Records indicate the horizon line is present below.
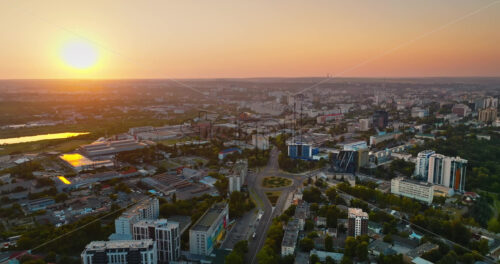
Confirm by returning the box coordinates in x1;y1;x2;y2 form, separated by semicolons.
1;75;500;81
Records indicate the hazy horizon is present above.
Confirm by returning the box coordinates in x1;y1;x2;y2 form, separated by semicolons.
1;0;499;79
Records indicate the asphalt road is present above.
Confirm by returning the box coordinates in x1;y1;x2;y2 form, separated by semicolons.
246;147;313;264
244;156;385;263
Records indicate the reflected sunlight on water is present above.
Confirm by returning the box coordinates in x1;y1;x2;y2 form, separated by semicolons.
0;132;89;145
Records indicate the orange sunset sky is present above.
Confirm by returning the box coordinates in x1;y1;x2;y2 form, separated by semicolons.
0;0;499;79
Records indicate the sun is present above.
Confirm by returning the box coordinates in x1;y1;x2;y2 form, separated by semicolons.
61;40;98;69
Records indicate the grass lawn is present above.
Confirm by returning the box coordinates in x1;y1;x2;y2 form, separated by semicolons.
159;160;181;170
249;188;265;208
262;176;292;188
266;191;281;206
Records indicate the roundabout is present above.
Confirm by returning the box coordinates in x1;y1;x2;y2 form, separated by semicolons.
261;176;293;188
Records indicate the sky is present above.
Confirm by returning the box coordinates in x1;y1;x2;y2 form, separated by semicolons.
0;0;499;79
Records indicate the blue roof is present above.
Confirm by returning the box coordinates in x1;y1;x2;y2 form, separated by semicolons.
220;148;241;154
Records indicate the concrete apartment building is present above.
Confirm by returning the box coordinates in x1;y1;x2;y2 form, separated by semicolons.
110;198;160;240
348;208;368;237
478;107;497;123
359;118;370;131
81;240;157;264
391;177;434;205
414;150;435;179
133;219;180;263
369;132;402;146
189;203;228;256
228;159;248;193
428;154;467;192
281;219;300;257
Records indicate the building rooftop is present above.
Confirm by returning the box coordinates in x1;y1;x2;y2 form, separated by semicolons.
348;208;368;218
393;177;433;187
191;202;227;232
281;230;299;247
84;239;154;251
134;218;179;229
120;198;158;219
406;242;438;259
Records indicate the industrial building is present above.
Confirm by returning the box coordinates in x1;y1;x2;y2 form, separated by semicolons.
369;132;402;146
59;153;114;172
189;203;228;256
80;139;147;158
218;148;242;160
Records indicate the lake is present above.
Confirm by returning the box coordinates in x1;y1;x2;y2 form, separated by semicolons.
0;132;90;145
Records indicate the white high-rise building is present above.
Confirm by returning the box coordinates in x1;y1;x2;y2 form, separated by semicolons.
484;96;498;109
359;118;370;131
252;134;270;150
428;154;467;192
414;150;435;179
228;159;248;193
133;219;180;264
111;198;160;240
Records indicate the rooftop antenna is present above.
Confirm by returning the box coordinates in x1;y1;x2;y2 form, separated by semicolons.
300;99;303;143
293;99;296;141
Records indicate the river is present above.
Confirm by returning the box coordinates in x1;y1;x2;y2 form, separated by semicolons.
0;132;90;145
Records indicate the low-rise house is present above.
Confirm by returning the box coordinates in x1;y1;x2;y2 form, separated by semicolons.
369;239;396;256
315;216;327;227
326;228;337;238
404;242;439;262
281;229;299;257
294;201;310;231
313;237;325;250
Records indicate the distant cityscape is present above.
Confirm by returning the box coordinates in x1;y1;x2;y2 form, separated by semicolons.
0;78;499;264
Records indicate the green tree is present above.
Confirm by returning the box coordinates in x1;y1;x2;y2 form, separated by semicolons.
356;241;368;261
310;254;320;264
325;235;333;252
55;193;68;203
326;186;337;202
340;256;353;264
214;177;229;197
344;237;357;257
233;240;248;254
225;251;244;264
299;237;314;251
257;245;278;264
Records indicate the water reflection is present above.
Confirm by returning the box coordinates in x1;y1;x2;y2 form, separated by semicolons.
0;132;89;145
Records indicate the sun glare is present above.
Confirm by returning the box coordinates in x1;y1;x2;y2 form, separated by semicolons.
61;40;98;69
